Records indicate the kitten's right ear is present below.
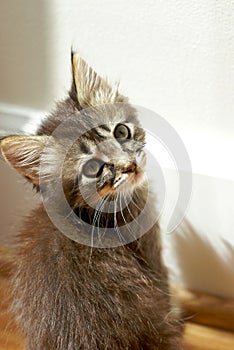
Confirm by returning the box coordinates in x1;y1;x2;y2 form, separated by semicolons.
70;51;127;108
0;135;51;186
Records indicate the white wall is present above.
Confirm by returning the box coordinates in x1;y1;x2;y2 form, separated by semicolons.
1;0;233;176
1;1;233;137
0;0;233;297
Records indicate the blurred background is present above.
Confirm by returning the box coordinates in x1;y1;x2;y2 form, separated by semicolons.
0;0;233;298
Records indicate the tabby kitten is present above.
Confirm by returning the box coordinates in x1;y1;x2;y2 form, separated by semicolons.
0;53;183;349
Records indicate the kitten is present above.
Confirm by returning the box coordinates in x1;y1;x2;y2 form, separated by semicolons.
0;52;183;349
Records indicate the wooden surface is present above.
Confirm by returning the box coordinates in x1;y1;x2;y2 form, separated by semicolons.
184;323;234;350
174;286;234;332
0;279;24;350
1;301;234;350
0;246;234;349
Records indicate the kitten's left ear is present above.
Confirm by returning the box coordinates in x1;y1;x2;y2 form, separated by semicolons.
0;135;50;186
71;51;127;108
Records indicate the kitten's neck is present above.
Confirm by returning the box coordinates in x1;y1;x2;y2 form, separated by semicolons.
74;186;147;228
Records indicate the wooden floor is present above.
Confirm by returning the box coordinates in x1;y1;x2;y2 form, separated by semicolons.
1;281;233;349
0;247;234;349
1;320;234;350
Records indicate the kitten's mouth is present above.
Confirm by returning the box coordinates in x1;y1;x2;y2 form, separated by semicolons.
112;173;129;189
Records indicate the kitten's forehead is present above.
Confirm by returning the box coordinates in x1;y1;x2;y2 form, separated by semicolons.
80;102;139;127
95;139;123;161
77;123;134;160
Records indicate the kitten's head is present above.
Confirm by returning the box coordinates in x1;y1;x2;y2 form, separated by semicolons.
0;53;146;212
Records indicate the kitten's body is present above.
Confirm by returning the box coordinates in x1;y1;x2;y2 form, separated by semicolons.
13;207;182;349
1;53;183;349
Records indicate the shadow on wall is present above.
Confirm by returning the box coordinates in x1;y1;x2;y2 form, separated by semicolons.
172;220;234;299
0;1;53;109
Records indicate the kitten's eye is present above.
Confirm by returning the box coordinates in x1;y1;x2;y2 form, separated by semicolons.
83;159;103;178
114;124;130;141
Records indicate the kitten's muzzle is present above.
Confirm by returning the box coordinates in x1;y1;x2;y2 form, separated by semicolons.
105;161;137;176
97;160;138;189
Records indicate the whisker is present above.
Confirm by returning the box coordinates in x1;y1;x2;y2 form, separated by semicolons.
122;193;145;233
114;194;127;245
100;194;112;240
96;195;109;245
119;194;137;242
122;193;136;222
129;193;144;213
88;196;106;264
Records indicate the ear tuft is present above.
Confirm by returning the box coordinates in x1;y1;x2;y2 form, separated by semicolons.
0;135;50;185
71;52;127;108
